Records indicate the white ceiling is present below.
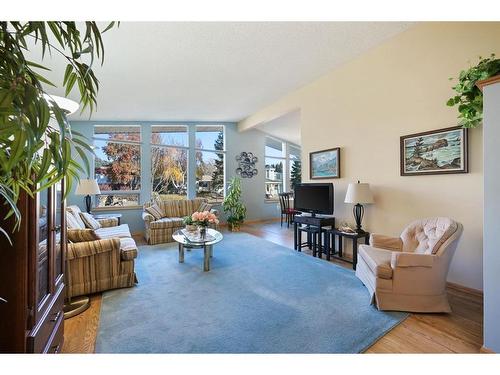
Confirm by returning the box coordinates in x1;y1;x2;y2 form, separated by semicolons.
256;110;301;145
28;22;413;122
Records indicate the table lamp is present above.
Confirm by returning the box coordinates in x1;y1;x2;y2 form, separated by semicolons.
344;181;374;233
75;179;101;213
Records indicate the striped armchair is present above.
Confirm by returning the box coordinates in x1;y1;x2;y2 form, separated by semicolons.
66;205;138;298
142;198;218;245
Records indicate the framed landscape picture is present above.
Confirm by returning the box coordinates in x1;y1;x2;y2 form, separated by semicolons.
310;147;340;179
400;126;468;176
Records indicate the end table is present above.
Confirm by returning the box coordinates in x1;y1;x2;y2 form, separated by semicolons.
325;229;370;270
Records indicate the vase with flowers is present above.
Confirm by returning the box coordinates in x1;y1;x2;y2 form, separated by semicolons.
191;211;219;239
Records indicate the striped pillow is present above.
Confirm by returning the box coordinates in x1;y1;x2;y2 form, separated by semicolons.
79;212;102;230
66;212;84;229
198;202;213;213
68;229;99;242
145;204;164;220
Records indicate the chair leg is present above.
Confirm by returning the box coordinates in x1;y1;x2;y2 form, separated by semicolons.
280;213;283;227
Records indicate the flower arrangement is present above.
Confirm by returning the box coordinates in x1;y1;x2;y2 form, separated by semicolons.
191;211;219;227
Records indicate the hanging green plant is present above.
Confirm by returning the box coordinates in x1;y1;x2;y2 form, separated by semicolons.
0;22;117;243
447;54;500;128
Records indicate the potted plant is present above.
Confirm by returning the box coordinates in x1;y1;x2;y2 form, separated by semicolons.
447;54;500;128
222;177;246;231
183;215;197;232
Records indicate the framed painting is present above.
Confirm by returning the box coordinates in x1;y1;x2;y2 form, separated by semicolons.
309;147;340;179
400;126;468;176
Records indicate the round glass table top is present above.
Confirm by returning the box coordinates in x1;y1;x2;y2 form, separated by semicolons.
172;228;223;246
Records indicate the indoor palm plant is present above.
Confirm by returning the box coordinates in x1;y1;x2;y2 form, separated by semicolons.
447;54;500;128
0;21;117;242
222;177;246;231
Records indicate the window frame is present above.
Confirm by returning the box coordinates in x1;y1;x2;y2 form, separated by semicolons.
194;125;226;203
264;136;301;202
150;125;190;201
92;125;143;209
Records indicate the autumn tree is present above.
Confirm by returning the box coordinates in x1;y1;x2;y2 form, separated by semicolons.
101;133;141;191
150;133;187;196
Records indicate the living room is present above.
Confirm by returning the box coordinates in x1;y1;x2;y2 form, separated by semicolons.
1;1;500;373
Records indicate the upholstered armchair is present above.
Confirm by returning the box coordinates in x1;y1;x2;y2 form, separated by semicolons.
355;217;463;313
65;205;138;298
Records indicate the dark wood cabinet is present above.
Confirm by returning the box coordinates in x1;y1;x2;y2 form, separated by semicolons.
0;181;66;353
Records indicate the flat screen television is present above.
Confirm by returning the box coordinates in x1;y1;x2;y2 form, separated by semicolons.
294;183;334;216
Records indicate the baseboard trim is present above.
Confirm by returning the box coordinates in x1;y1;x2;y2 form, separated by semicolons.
446;282;483;298
480;345;495;354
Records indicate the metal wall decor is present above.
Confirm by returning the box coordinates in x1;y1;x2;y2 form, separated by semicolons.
235;152;258;178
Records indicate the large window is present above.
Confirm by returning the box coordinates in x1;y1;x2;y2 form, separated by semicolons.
265;137;285;200
93;126;141;207
195;125;224;203
265;137;301;200
151;126;188;201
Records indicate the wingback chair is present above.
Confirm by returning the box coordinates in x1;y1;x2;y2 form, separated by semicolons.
355;217;463;313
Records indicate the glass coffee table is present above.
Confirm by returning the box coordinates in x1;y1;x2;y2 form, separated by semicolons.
172;228;223;272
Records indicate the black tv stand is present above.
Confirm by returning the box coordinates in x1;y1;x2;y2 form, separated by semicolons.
293;214;335;259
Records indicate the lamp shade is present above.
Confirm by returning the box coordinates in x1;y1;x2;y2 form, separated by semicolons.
75;179;101;195
344;182;374;204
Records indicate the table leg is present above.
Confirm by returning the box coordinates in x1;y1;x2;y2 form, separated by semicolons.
339;236;343;258
365;235;369;245
307;228;312;250
312;232;317;257
353;238;358;270
294;222;298;251
209;244;213;258
326;232;331;261
178;243;184;263
203;245;211;272
318;230;322;259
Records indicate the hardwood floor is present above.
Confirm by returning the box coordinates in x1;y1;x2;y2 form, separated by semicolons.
62;221;484;354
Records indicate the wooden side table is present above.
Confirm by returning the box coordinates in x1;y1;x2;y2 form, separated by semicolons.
325;229;370;269
92;213;122;225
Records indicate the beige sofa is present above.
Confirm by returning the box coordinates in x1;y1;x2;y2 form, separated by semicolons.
142;198;217;245
65;205;138;298
355;217;463;313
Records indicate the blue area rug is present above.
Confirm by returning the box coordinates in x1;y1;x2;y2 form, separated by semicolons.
95;232;407;353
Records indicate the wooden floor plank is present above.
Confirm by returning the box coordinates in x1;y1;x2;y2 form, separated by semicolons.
61;221;483;354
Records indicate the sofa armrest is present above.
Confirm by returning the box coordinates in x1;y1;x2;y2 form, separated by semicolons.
97;217;119;228
142;211;155;223
67;238;120;260
370;234;403;251
391;252;434;269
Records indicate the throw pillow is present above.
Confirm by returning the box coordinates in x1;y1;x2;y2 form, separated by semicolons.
66;212;84;229
198;202;213;213
79;212;102;230
145;204;164;220
67;228;99;242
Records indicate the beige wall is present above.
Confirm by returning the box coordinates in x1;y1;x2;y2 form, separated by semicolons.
239;22;500;290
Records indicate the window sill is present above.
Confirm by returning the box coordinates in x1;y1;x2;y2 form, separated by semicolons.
264;199;280;204
93;205;143;212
